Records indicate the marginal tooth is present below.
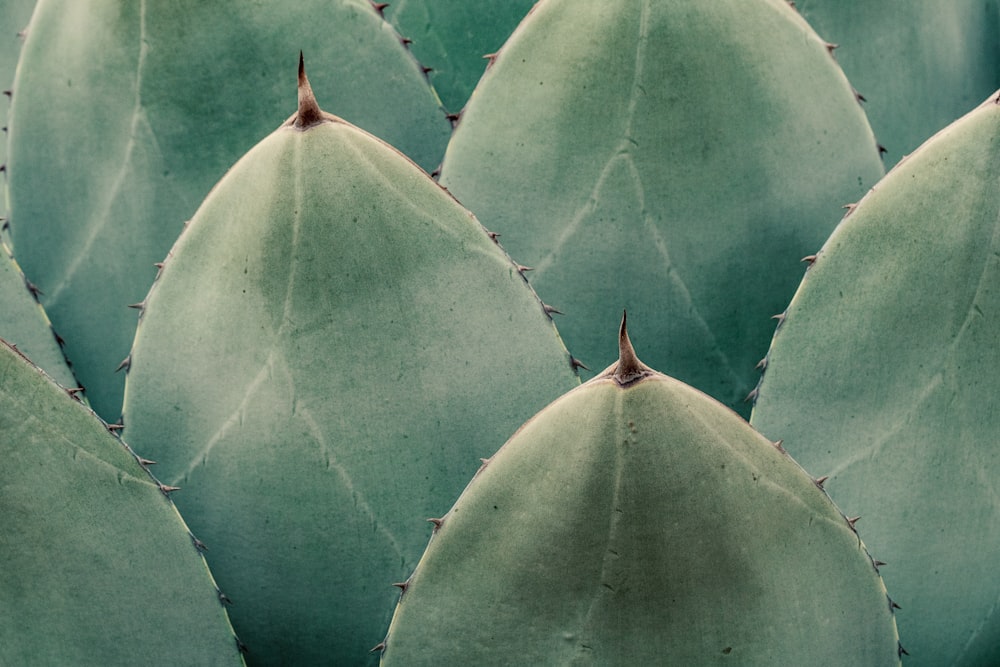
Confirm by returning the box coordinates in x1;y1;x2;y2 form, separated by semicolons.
542;303;563;316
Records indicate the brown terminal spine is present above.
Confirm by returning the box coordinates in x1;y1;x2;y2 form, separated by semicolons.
294;52;325;130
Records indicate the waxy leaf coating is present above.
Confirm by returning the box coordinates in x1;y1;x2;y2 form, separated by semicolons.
0;340;243;666
8;0;450;419
752;92;1000;666
122;67;578;665
439;0;884;417
794;0;1000;167
381;320;900;665
0;242;75;388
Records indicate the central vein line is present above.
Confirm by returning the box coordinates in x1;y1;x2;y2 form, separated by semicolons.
279;136;305;335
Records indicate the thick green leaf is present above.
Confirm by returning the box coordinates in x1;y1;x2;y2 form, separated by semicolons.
0;0;33;105
121;70;579;665
0;241;74;388
0;339;243;666
794;0;1000;168
0;0;35;248
0;0;33;137
751;93;1000;666
385;0;536;114
439;0;884;418
7;0;450;420
381;322;900;665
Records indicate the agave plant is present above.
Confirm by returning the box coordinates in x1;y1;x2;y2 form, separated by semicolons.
1;0;998;664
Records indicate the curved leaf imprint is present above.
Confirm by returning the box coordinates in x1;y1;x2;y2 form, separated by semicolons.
440;0;884;416
530;0;733;366
47;0;150;308
750;94;1000;667
9;0;452;420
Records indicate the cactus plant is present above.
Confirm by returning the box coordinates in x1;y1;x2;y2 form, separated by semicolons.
379;316;901;665
0;240;74;388
792;0;1000;168
437;0;884;418
120;59;579;664
384;0;536;115
750;92;1000;666
0;338;243;666
6;0;451;420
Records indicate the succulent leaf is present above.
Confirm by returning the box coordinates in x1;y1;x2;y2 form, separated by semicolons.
793;0;1000;167
121;64;579;665
384;0;536;114
750;92;1000;666
0;0;35;248
437;0;885;418
0;339;243;666
380;317;900;665
0;240;74;388
7;0;451;420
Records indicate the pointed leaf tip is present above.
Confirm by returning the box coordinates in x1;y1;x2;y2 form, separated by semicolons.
294;53;325;130
613;311;652;386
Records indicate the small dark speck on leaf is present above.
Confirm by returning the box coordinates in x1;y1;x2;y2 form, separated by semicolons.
722;647;733;655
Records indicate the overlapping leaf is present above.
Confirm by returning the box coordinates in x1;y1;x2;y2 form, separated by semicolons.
0;241;74;388
0;0;36;247
0;339;243;666
794;0;1000;167
439;0;884;417
385;0;536;114
7;0;451;419
382;321;900;665
121;69;578;665
751;93;1000;666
